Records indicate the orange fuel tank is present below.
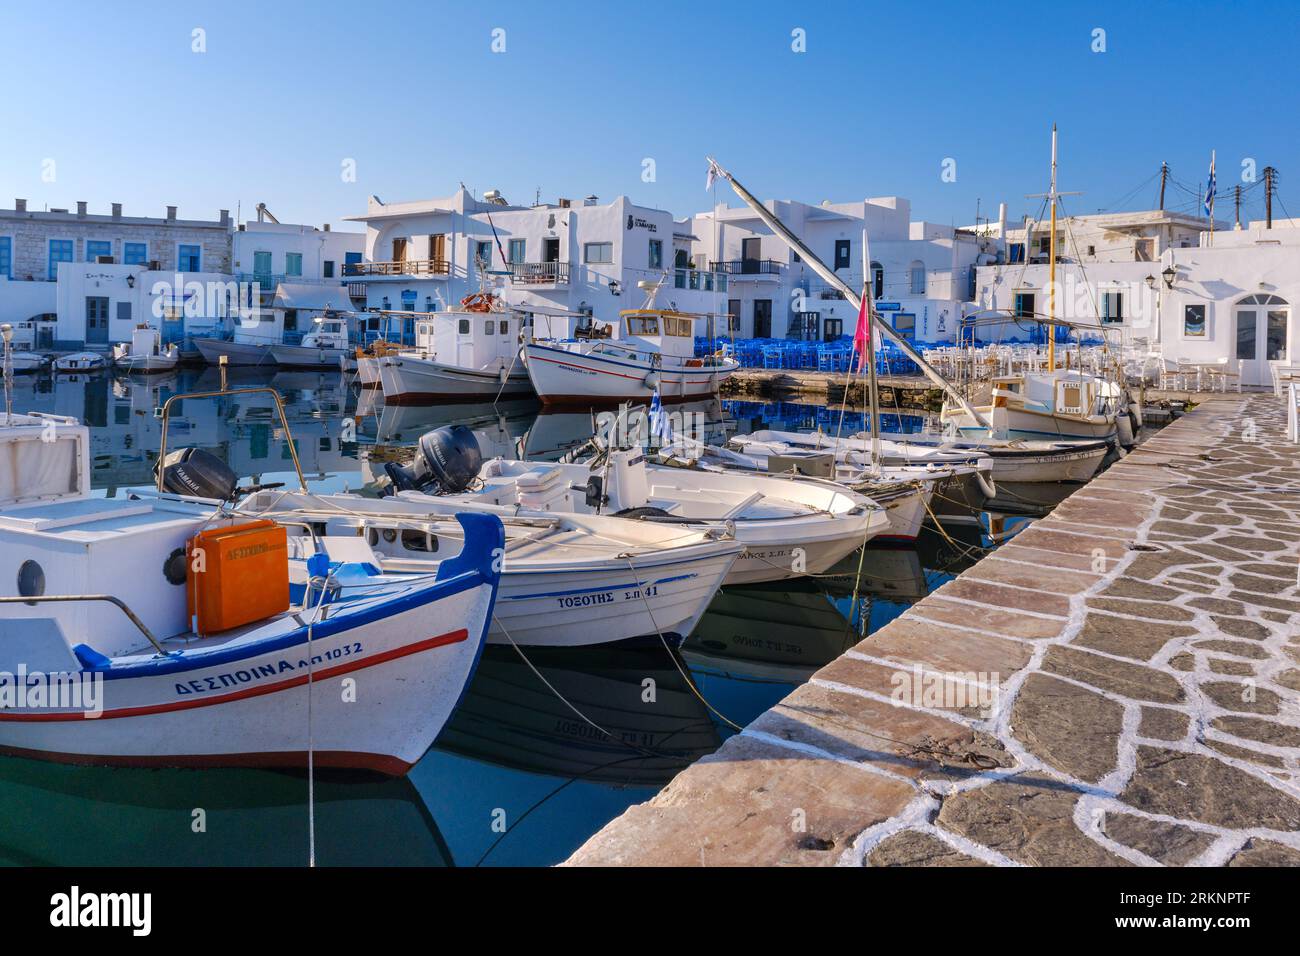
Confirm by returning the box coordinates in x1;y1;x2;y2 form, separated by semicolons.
186;519;290;635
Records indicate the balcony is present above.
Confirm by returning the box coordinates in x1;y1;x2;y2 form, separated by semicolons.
343;258;450;278
674;268;727;293
711;259;784;277
507;261;570;285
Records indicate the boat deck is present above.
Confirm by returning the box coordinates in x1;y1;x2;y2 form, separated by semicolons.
564;393;1300;866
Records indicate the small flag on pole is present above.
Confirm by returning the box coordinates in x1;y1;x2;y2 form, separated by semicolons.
853;286;872;373
1203;151;1216;219
485;210;508;264
705;159;720;192
649;386;671;448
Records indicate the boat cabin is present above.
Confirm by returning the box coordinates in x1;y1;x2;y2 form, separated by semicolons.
410;309;521;369
618;309;698;358
300;313;350;350
992;370;1117;417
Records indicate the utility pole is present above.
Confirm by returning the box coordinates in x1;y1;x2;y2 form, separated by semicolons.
1158;161;1168;211
1263;167;1276;228
1234;185;1242;229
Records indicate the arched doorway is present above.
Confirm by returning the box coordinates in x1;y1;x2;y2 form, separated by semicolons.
1233;294;1289;387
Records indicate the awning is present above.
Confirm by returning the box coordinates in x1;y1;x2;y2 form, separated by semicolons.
273;283;354;311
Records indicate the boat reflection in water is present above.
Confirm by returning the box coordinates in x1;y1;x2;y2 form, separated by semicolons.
0;757;451;866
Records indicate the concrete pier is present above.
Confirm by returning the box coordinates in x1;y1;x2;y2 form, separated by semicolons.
565;394;1300;866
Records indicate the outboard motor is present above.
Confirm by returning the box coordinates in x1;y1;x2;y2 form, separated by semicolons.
385;425;483;494
156;447;240;501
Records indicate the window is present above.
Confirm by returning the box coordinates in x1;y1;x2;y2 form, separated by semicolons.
48;239;73;279
584;242;612;264
1100;291;1124;324
499;319;509;335
323;260;335;278
834;240;851;270
1267;310;1288;361
344;251;362;275
458;319;470;334
664;315;692;337
1184;304;1207;338
909;261;926;295
717;272;726;293
1008;243;1025;264
1013;292;1036;318
1236;311;1257;359
286;252;303;277
625;314;660;336
252;251;272;276
392;238;407;263
648;239;662;270
0;237;10;278
484;320;493;336
508;239;526;264
870;262;883;300
893;313;916;335
475;241;492;267
123;242;147;265
86;240;112;262
178;244;201;272
284;310;299;332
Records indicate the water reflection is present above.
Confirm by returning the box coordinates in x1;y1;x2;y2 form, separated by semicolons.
1;368;1062;866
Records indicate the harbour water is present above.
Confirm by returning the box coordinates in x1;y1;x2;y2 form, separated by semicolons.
1;368;1049;867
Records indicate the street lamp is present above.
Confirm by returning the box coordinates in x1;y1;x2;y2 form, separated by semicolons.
1162;265;1177;289
1144;275;1157;291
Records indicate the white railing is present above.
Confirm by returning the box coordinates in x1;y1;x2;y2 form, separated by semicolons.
1287;382;1299;443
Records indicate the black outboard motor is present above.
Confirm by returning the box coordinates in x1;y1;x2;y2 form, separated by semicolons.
384;425;483;495
156;447;240;501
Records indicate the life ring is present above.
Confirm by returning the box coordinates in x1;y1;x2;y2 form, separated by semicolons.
459;292;496;313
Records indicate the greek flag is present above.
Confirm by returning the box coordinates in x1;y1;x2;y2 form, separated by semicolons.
1203;151;1216;218
648;387;671;447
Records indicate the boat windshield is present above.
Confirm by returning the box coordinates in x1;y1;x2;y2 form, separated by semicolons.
625;314;659;336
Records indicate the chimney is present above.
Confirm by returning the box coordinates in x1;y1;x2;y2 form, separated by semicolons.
166;205;177;220
77;201;87;217
219;209;229;226
112;202;122;218
14;199;26;213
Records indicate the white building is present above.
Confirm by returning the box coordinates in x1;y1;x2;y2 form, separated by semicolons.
682;196;1000;342
232;219;364;292
974;213;1298;387
343;189;728;343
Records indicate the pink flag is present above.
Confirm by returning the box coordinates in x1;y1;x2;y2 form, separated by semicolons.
853;287;871;372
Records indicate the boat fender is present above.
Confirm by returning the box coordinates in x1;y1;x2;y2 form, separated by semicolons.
643;371;659;389
975;470;997;500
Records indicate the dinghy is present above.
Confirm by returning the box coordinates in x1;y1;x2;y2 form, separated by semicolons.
53;352;108;373
4;350;49;373
375;425;888;585
0;408;505;775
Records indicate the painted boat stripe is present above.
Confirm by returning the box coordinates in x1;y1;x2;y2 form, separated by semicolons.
0;628;468;723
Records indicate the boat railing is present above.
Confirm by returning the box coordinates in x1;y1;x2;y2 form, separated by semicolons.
0;594;169;656
156;387;308;494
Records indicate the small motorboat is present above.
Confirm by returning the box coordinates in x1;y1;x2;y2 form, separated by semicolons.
4;350;49;373
53;352;108;374
374;425;888;585
270;312;356;370
241;486;744;648
112;325;179;374
0;400;505;775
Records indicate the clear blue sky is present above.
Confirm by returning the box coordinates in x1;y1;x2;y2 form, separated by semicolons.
3;1;1297;231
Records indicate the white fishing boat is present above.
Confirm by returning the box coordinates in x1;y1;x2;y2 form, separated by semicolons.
871;429;1111;484
193;337;278;367
0;405;504;775
521;279;738;405
374;425;887;585
52;352;108;373
112;325;180;374
241;487;743;649
940;367;1123;442
377;297;533;404
4;351;49;373
269;313;356;369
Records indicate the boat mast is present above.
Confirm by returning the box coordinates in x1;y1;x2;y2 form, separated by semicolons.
705;157;990;428
1048;124;1058;371
862;229;881;475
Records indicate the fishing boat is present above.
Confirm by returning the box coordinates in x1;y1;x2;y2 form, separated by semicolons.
870;430;1111;484
374;424;887;585
521;279;738;405
240;486;743;649
52;352;108;374
112;325;179;374
269;312;356;369
0;403;505;775
377;295;533;403
3;351;49;373
356;340;401;389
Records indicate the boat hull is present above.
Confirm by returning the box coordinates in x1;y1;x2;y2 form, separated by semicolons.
0;574;494;775
193;338;279;367
269;344;357;370
378;354;533;404
942;402;1118;442
522;342;737;406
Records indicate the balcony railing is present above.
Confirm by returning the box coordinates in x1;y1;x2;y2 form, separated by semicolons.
711;259;784;276
508;261;570;285
674;268;728;292
343;258;450;277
